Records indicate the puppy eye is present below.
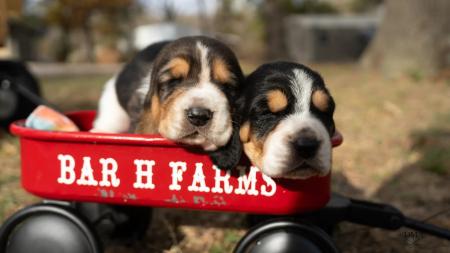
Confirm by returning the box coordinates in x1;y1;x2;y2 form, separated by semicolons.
160;77;182;99
166;77;182;87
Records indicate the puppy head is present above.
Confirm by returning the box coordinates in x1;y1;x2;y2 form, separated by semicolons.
240;62;336;179
137;36;244;153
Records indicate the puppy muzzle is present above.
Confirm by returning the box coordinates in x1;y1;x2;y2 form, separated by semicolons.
160;84;233;151
261;114;332;179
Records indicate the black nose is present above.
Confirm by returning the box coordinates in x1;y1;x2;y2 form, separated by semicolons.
293;137;320;159
186;107;213;126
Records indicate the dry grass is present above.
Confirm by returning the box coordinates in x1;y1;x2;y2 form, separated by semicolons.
319;64;450;252
1;65;449;253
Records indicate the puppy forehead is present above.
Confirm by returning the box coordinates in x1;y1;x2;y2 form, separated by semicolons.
289;68;314;113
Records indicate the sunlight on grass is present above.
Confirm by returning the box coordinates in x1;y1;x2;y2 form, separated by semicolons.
40;74;110;111
210;230;243;253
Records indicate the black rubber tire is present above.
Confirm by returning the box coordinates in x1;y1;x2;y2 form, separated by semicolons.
0;203;102;253
0;60;40;128
234;219;339;253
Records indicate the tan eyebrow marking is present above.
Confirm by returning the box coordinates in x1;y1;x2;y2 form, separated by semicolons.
212;58;234;83
312;90;330;112
267;89;288;113
161;57;190;80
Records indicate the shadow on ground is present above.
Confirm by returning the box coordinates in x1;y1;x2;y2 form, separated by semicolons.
335;122;450;253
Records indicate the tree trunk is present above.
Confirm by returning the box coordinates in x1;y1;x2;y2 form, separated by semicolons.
0;0;7;46
261;0;287;60
81;15;95;62
362;0;450;77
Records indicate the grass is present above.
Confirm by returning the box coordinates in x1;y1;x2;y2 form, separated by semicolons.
411;118;450;175
40;74;110;111
0;134;36;220
419;147;450;174
1;66;450;252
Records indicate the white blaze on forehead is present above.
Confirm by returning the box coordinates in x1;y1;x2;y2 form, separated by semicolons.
196;41;211;84
291;69;313;113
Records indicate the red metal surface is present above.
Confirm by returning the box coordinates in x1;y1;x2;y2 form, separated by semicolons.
10;111;342;215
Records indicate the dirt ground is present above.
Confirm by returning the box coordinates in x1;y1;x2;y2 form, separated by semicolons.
0;64;449;252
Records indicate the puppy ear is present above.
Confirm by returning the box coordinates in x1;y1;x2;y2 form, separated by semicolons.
133;94;160;134
208;123;243;170
239;121;251;143
150;94;161;123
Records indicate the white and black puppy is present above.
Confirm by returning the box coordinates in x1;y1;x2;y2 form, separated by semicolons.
239;62;336;179
93;36;244;169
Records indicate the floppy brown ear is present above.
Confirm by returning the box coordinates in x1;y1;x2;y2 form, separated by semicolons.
239;121;251;143
134;95;160;134
150;94;161;123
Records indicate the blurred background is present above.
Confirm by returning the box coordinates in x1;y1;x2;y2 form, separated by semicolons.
1;0;449;252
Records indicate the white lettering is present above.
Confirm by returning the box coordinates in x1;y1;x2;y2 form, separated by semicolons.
133;159;155;189
57;154;76;185
188;163;210;192
234;166;259;196
169;161;187;191
211;166;233;194
99;158;120;187
260;170;277;196
76;157;98;186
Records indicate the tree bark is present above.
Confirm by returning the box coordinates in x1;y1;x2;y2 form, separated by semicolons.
261;0;287;60
362;0;450;77
81;15;95;62
0;0;7;46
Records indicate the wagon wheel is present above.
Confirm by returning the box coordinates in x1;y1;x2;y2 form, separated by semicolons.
234;219;339;253
0;60;41;129
0;203;102;253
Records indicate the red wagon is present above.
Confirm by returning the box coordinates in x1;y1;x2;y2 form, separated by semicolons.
10;110;341;215
0;110;342;253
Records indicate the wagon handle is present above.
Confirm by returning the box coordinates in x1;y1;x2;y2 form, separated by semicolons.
13;80;60;111
320;194;450;241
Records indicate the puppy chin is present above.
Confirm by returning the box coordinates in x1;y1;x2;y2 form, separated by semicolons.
260;159;330;179
180;130;231;151
179;135;219;151
160;124;232;152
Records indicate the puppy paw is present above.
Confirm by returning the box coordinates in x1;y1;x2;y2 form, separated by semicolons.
208;129;242;170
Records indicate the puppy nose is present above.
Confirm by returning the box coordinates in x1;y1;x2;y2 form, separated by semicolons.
293;137;320;159
186;107;213;126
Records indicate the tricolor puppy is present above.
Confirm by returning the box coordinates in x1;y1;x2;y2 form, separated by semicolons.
239;62;336;179
93;36;244;169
